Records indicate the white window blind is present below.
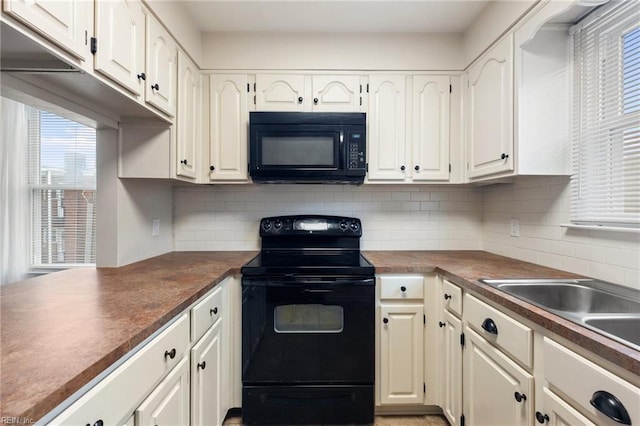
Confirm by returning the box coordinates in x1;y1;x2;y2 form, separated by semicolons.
571;0;640;228
26;108;97;267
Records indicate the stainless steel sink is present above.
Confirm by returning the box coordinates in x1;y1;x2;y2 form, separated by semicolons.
480;279;640;351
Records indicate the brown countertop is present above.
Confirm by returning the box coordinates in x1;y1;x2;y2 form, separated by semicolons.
1;250;638;422
0;251;257;422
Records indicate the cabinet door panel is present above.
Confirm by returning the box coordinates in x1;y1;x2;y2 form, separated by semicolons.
191;320;222;426
136;357;190;426
467;34;514;179
412;75;450;181
209;74;249;181
4;0;90;60
543;387;596;426
367;75;406;181
380;304;423;404
146;16;176;116
441;310;462;426
311;75;361;112
176;51;200;179
95;0;145;96
255;74;305;111
463;327;532;426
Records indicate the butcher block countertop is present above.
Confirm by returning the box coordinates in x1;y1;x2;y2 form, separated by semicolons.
1;250;638;422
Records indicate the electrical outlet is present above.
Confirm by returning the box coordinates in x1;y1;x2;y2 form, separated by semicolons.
510;218;520;237
152;219;160;237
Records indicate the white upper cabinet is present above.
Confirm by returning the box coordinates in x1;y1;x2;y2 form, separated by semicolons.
411;75;450;181
255;74;363;112
145;14;177;117
3;0;92;61
310;75;362;112
176;50;200;180
367;75;407;181
466;33;514;180
255;74;306;111
208;74;249;182
94;0;146;97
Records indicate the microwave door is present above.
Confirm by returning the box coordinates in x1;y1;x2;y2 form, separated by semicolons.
257;130;340;171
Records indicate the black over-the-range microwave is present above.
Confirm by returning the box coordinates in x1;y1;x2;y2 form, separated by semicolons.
248;112;367;184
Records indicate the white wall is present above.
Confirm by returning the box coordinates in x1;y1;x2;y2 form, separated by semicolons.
200;32;463;70
482;176;640;290
97;129;173;267
173;185;482;251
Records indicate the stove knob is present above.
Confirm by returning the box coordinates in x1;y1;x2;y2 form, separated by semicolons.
350;221;360;231
274;220;283;230
339;221;349;231
262;221;272;231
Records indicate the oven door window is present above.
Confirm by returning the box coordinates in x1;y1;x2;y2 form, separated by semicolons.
257;131;340;169
274;304;343;333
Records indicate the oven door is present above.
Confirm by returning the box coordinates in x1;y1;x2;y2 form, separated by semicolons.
242;277;374;385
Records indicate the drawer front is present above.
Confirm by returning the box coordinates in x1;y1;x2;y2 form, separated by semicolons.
464;294;532;368
442;279;462;317
380;275;424;300
50;313;190;425
544;338;640;426
191;285;224;342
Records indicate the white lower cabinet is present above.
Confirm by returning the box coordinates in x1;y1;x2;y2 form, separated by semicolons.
539;387;596;426
463;327;533;426
191;318;223;426
136;357;190;426
440;310;462;426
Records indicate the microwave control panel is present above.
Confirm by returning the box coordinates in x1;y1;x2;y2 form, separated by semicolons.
347;130;366;170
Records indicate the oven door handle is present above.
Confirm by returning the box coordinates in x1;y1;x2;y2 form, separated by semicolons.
303;289;335;293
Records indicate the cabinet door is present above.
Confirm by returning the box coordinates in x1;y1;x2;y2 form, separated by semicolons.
145;15;177;116
541;387;596;426
255;74;306;111
412;75;450;181
463;327;533;426
136;357;190;426
467;34;514;179
94;0;146;96
191;319;223;426
176;51;200;180
441;310;462;426
3;0;91;60
367;75;407;181
209;74;249;181
311;75;362;112
380;304;424;405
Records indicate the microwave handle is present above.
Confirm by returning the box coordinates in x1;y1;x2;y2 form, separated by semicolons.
339;130;345;169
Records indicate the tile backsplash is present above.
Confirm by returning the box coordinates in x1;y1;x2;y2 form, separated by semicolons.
173;184;483;251
482;176;640;290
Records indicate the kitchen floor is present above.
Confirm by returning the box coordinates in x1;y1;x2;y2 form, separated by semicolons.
223;415;450;425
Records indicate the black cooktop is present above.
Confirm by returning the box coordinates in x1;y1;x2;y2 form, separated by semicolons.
241;250;374;277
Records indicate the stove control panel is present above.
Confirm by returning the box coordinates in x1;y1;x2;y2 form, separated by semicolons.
260;215;362;236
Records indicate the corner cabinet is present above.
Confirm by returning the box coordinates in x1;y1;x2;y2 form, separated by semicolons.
3;0;92;61
94;0;146;97
466;33;514;180
208;74;249;182
176;50;200;180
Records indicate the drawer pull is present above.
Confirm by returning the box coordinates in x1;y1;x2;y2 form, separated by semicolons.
444;294;452;300
197;361;207;370
164;348;176;360
590;390;632;425
86;421;103;426
481;318;498;335
383;318;389;324
535;412;549;424
514;392;527;403
400;286;407;292
210;307;218;315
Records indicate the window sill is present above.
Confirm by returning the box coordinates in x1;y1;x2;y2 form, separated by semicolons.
560;223;640;234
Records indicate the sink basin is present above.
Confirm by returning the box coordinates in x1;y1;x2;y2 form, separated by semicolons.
583;316;640;347
480;279;640;351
